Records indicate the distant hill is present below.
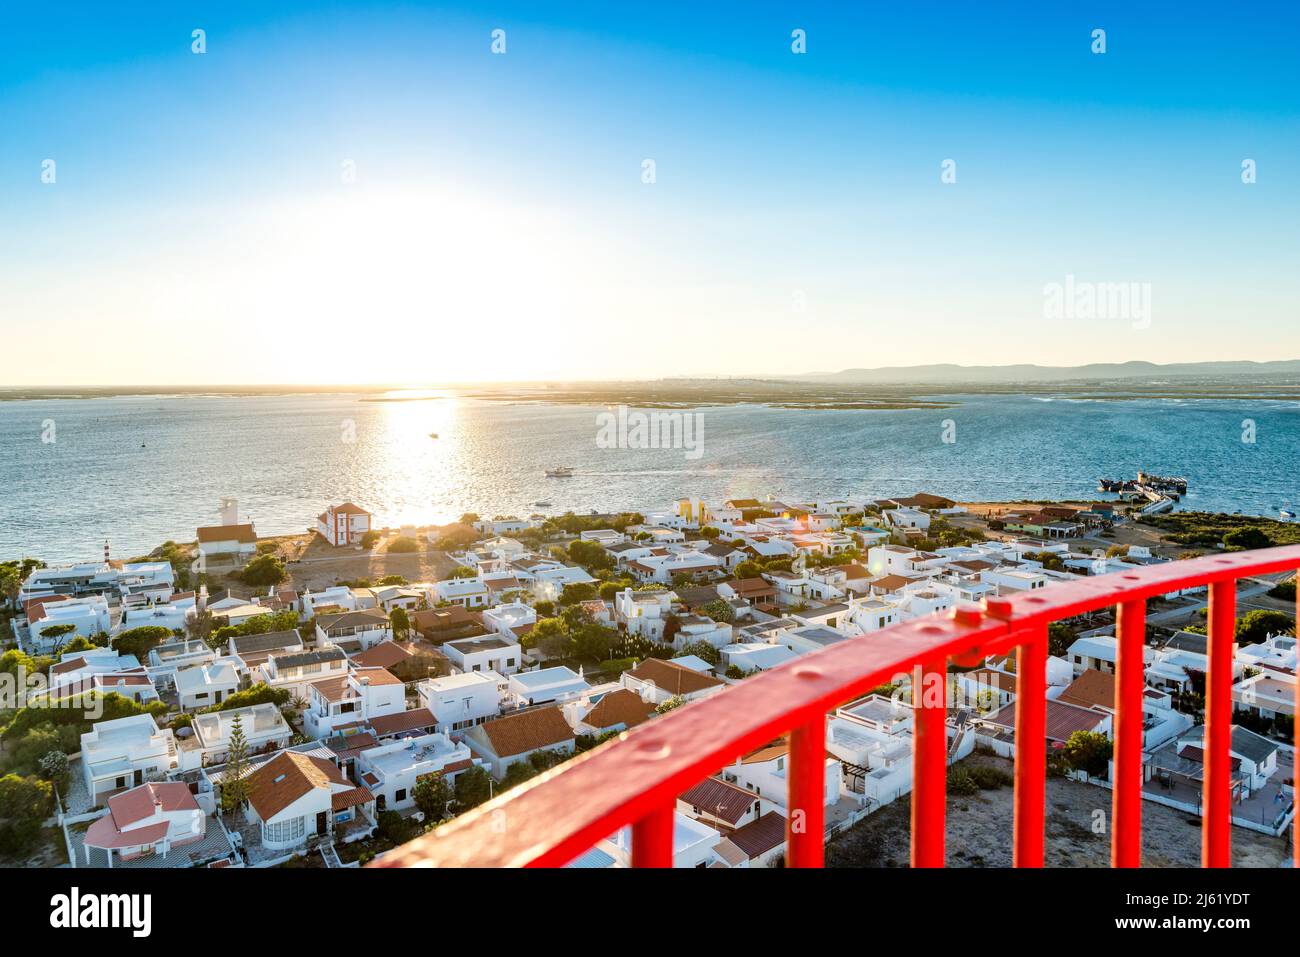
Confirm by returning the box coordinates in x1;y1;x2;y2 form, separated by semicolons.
783;360;1300;386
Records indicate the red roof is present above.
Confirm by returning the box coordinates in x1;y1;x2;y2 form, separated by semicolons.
84;782;200;850
368;708;438;737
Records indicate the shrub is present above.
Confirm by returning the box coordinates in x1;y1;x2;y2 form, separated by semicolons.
239;554;286;586
386;536;420;554
946;769;979;796
967;765;1013;790
360;530;381;550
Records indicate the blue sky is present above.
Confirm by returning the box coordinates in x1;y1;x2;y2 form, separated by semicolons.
1;1;1297;384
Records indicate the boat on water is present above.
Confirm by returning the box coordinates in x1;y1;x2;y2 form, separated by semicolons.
428;432;438;439
1281;506;1297;522
544;467;574;478
532;501;552;507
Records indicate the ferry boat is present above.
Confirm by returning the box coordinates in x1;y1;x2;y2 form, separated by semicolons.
544;467;574;478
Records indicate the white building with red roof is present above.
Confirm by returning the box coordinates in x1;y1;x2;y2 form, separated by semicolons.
317;502;372;547
82;782;206;866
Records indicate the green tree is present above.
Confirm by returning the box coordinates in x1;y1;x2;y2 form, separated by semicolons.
413;774;453;821
112;625;175;660
565;540;613;571
1047;622;1076;659
453;766;492;811
531;618;572;659
1061;730;1112;777
558;582;598;607
450;565;477;580
240;553;286;586
1235;609;1294;645
1223;526;1271;551
390;607;411;640
698;599;735;624
35;623;77;654
221;714;251;812
733;561;763;580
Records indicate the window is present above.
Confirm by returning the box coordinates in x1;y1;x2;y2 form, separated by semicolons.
264;815;306;845
395;788;407;802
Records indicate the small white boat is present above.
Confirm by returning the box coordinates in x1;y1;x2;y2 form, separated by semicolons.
544;467;574;478
428;432;438;439
1281;506;1296;522
532;501;551;507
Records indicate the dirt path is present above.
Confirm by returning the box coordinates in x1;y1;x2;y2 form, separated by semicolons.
827;754;1289;868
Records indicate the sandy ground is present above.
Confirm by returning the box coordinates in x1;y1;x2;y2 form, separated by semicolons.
282;531;459;591
827;754;1290;868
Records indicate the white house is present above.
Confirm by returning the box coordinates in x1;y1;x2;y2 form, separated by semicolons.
256;646;350;701
303;667;407;739
719;642;799;674
80;714;180;802
464;706;576;779
243;750;376;852
480;601;537;641
188;703;293;768
317;502;372;547
175;661;240;711
82;782;207;867
443;634;522;675
721;739;843;814
194;523;257;573
354;733;479;812
508;666;591;707
613;588;675;640
315;608;392;652
431;577;491;609
22;595;111;653
621;657;725;705
417;671;506;734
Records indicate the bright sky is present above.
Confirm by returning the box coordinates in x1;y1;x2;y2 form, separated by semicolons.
1;1;1297;386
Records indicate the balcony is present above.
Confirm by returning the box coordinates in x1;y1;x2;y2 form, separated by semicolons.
373;546;1300;869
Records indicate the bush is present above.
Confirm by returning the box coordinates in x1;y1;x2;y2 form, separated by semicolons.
239;554;286;586
725;664;750;679
967;765;1013;790
675;641;720;666
1268;576;1297;601
386;536;420;554
947;769;979;796
360;530;381;550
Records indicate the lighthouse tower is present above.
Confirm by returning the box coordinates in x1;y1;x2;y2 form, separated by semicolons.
219;497;239;526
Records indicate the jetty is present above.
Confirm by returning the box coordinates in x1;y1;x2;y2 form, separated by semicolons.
1097;471;1187;514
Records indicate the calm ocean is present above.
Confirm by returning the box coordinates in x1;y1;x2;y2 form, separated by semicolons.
1;392;1297;563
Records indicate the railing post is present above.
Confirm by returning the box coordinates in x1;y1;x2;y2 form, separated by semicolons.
910;657;947;868
631;803;674;868
1013;625;1046;867
786;716;827;867
1112;598;1146;867
1204;578;1235;868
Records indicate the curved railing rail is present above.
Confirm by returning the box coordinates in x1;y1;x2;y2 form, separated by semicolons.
376;546;1300;868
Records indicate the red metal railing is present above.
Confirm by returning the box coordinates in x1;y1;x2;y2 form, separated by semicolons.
375;546;1300;869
